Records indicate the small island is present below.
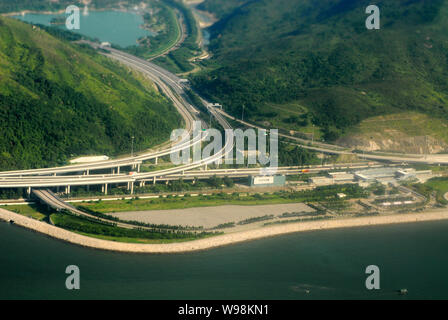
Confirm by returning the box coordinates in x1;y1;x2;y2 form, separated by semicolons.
49;16;66;25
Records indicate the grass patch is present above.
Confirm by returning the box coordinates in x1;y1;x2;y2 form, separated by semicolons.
424;177;448;204
78;184;369;214
0;204;49;221
50;212;218;241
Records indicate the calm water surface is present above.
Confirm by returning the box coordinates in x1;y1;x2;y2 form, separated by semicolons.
13;10;152;47
1;220;448;299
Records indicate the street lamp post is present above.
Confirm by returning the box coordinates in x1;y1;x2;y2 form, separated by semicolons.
131;136;135;158
311;124;315;145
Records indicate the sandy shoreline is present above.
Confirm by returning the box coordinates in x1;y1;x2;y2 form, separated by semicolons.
2;207;448;253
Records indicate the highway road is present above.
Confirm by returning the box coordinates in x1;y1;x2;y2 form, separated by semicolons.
0;43;202;177
0;43;234;190
1;38;446;194
0;163;386;188
28;161;384;230
216;109;448;165
32;189;176;231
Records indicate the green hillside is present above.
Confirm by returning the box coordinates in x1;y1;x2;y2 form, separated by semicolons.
192;0;448;145
197;0;251;20
0;17;181;170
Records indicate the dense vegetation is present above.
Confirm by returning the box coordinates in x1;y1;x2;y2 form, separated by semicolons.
125;0;181;59
197;0;251;20
50;211;216;241
192;0;448;141
278;143;320;166
0;0;66;13
413;177;448;205
0;17;181;170
151;0;201;73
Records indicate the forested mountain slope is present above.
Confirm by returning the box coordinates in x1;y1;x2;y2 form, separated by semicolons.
193;0;448;150
0;17;180;170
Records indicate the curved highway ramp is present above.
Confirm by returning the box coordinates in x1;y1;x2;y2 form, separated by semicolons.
32;189;85;214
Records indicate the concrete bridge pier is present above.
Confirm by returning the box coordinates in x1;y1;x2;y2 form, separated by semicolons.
117;166;120;174
155;157;158;165
137;164;141;172
101;184;108;195
65;185;71;194
139;181;145;187
127;182;135;194
26;187;31;199
153;177;157;185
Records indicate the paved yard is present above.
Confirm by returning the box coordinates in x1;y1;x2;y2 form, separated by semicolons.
110;203;315;228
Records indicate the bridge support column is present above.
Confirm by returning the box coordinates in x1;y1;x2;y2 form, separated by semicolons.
127;182;135;194
26;187;31;199
137;164;141;172
117;166;120;174
153;177;157;185
85;169;90;176
104;184;108;195
204;164;208;171
155;157;158;165
140;181;145;187
65;185;71;194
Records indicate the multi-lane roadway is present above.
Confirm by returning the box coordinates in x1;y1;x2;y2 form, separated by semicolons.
216;109;448;165
0;44;233;192
1;41;447;195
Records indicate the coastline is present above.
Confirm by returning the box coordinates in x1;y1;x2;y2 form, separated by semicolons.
1;7;136;18
1;207;448;254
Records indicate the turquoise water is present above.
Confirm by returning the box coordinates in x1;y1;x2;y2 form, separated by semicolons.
13;11;153;47
1;220;448;299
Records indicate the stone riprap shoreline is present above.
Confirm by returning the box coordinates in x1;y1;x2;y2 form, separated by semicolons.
1;208;447;254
